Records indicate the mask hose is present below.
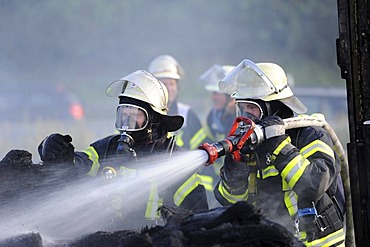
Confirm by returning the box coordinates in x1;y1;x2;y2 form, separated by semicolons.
117;132;137;160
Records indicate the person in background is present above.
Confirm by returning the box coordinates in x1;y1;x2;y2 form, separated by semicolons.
197;64;236;208
199;64;236;142
148;55;209;151
214;59;346;246
38;70;208;230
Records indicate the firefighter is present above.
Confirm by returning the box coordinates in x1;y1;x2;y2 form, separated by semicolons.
38;70;208;230
199;64;236;142
148;54;209;151
198;64;236;208
214;59;346;246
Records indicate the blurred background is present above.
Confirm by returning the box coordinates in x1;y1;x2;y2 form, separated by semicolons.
0;0;347;162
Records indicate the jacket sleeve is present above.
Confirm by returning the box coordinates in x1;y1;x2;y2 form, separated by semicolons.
172;173;209;212
274;126;341;208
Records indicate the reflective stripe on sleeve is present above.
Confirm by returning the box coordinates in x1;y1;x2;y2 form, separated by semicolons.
300;139;335;160
190;128;208;150
216;181;248;204
273;136;291;156
174;174;203;206
281;155;310;188
199;175;214;192
83;146;100;177
261;165;279;178
284;190;298;216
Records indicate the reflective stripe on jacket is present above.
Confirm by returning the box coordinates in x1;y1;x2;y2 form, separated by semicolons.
75;134;208;222
214;123;345;245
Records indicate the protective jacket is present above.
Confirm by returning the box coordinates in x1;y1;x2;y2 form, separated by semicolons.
214;125;345;247
201;107;235;208
73;134;208;230
169;101;209;150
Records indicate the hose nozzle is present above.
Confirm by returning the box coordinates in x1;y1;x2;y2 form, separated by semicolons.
199;116;261;165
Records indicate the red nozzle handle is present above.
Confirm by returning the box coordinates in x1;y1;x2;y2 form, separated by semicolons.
227;116;256;161
198;143;218;166
228;116;256;150
198;116;256;165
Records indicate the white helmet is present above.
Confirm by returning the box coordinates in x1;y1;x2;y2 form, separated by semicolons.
199;64;235;92
219;59;307;114
106;70;169;115
105;70;184;131
148;55;184;80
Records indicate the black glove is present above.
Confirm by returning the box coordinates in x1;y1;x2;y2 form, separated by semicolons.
255;116;291;168
38;133;75;163
220;154;250;193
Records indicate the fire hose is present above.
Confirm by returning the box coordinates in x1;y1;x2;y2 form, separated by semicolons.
198;115;353;245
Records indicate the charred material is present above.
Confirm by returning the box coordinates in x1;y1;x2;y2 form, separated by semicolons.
0;150;304;247
67;202;304;247
0;233;43;247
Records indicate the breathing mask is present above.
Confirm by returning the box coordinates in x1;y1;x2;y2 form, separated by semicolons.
115;104;149;132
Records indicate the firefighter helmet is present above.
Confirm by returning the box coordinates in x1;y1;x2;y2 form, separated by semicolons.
199;64;235;92
105;70;184;131
148;55;184;80
219;59;307;114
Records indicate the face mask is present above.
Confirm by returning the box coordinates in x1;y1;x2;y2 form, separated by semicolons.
115;104;148;132
236;100;264;120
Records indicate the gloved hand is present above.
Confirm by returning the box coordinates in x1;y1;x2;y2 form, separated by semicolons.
38;133;75;163
220;154;250;193
255;115;291;168
257;115;286;140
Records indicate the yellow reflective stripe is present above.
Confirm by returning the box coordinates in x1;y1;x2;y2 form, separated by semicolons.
304;228;345;247
273;136;291;155
111;195;124;218
281;155;310;188
217;181;248;204
248;172;257;194
175;130;184;147
282;179;290;191
261;165;279;178
199;175;214;192
284;190;298;216
145;182;163;219
174;174;203;206
300;139;335;160
83;146;100;177
118;166;137;177
190;128;208;150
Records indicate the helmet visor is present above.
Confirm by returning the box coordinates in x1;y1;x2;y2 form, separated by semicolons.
219;59;277;98
115;104;148;131
236;100;263;120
